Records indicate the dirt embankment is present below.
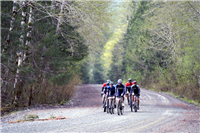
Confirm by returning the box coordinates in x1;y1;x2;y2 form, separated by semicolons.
68;84;102;107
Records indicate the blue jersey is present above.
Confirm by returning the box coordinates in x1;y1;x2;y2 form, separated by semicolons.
108;86;116;96
103;84;110;95
115;84;125;97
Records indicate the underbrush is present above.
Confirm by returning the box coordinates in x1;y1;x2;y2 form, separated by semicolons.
1;75;81;116
33;75;80;105
147;82;200;107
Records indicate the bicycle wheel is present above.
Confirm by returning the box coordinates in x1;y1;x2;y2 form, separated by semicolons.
117;102;120;115
103;97;106;112
104;106;106;112
120;101;124;115
134;97;137;112
107;100;109;113
130;96;133;112
110;99;112;114
112;100;114;114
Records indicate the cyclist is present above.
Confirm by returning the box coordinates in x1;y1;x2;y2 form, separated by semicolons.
108;81;116;109
115;79;125;107
131;81;140;110
102;81;110;108
101;80;110;96
125;78;133;105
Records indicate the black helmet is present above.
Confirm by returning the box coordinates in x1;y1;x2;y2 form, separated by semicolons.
128;78;132;82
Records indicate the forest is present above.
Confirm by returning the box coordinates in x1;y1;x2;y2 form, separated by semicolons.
1;1;200;114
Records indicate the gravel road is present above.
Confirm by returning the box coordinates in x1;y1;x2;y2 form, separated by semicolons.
1;84;199;132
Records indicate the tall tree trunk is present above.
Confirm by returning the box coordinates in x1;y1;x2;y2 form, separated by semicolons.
13;1;27;107
3;0;17;52
23;1;34;64
23;1;35;106
56;0;64;34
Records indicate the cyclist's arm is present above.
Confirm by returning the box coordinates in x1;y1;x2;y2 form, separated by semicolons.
137;85;140;94
123;85;126;95
103;87;106;94
101;87;104;92
125;83;128;92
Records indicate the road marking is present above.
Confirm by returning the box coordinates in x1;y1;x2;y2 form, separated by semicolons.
153;93;170;104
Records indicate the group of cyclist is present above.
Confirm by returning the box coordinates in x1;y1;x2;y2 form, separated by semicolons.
101;78;140;110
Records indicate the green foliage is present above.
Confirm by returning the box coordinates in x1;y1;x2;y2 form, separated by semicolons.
120;1;200;103
1;1;93;109
91;58;105;84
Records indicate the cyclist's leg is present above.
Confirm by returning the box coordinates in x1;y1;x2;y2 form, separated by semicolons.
106;95;108;103
102;94;105;102
109;97;111;108
122;95;125;106
126;92;129;104
131;94;134;104
114;96;116;108
116;97;119;108
137;96;139;109
102;94;106;107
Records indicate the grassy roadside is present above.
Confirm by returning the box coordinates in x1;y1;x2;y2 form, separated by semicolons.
148;88;200;107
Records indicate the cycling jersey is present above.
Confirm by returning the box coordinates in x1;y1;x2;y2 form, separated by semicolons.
108;86;116;96
131;84;140;97
115;84;125;97
102;83;107;91
125;82;133;93
103;84;110;95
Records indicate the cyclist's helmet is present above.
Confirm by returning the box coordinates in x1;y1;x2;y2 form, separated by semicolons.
107;80;110;83
118;79;122;84
110;81;114;85
133;81;137;84
128;78;132;82
106;81;110;85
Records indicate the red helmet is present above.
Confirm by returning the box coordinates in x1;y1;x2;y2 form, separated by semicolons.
133;81;137;84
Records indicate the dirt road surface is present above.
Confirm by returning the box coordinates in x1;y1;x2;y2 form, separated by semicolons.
1;84;199;132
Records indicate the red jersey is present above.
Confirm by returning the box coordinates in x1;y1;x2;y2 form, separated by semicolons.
125;82;133;88
102;83;107;87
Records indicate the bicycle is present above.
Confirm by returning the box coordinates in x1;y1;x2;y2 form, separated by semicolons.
129;93;133;112
130;94;138;112
117;96;124;115
103;92;109;113
108;96;115;114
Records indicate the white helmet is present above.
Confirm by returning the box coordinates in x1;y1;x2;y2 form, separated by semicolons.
118;79;122;84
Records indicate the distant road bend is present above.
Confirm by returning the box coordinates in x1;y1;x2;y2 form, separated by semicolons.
1;84;200;132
